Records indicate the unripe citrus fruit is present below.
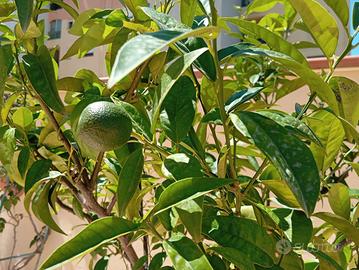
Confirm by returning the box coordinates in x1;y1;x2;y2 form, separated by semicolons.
76;101;132;152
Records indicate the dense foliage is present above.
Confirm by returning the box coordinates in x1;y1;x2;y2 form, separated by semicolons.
0;0;359;269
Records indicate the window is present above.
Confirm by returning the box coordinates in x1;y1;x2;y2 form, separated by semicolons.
50;3;62;10
350;0;359;55
48;20;61;39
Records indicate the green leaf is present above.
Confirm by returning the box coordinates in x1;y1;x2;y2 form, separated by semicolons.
162;153;203;180
306;245;344;270
25;159;52;193
203;215;275;268
272;208;313;246
0;45;14;107
15;0;33;32
40;217;138;270
123;0;148;21
196;0;211;17
231;111;320;216
56;77;84;92
180;0;198;26
151;48;208;135
114;101;152;141
246;0;279;15
46;0;79;19
23;46;64;113
233;19;307;65
225;87;264;113
257;110;321;146
328;183;351;220
330;77;359;139
176;197;203;243
141;7;216;81
354;2;359;29
307;110;345;172
18;147;30;178
24;171;62;212
287;0;339;58
160;76;196;143
32;181;65;234
219;44;339;114
261;180;301;209
117;148;144;216
151;177;234;216
108;28;217;87
163;234;213;270
94;257;109;270
0;126;16;165
12;107;33;128
323;0;349;27
314;212;359;246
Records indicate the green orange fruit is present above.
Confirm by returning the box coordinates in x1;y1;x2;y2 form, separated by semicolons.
75;101;132;152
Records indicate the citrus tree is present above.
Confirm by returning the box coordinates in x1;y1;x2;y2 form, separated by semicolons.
1;0;359;269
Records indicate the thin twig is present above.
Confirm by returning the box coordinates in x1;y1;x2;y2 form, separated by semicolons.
107;195;117;215
90;151;104;189
124;61;149;102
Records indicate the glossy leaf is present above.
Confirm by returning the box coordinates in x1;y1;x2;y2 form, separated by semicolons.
141;7;216;81
307;110;345;172
246;0;278;15
12;107;33;128
160;76;196;143
0;45;14;107
108;28;217;87
151;48;208;135
94;257;109;270
323;0;349;26
288;0;339;58
314;212;359;246
272;208;313;246
25;159;52;193
152;177;234;216
257;110;321;145
123;0;148;21
47;0;79;19
18;147;30;178
328;183;351;220
306;245;344;270
330;77;359;139
114;101;152;140
219;44;339;114
0;126;16;165
203;215;276;268
196;0;211;16
162;153;203;180
56;77;84;92
24;171;62;212
23;46;64;113
176;197;203;242
262;180;300;208
15;0;33;32
231;112;320;216
117;148;144;216
40;217;138;270
180;0;198;26
225;87;264;113
163;234;213;270
234;19;307;65
32;181;64;234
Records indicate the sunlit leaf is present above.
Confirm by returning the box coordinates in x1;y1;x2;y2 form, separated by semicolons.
40;217;138;269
